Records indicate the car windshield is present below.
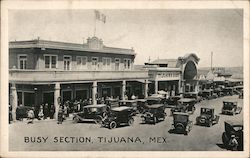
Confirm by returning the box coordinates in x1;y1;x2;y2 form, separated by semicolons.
223;102;234;110
174;114;188;122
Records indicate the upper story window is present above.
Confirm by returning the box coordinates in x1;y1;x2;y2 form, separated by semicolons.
115;58;120;71
124;58;131;70
92;57;98;70
18;54;27;69
102;57;111;70
76;56;87;69
64;55;72;70
44;55;57;69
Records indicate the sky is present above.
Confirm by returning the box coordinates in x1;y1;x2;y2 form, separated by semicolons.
9;9;243;67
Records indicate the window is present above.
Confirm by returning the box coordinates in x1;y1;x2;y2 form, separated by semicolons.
124;59;131;70
64;56;72;70
115;58;120;70
18;54;27;69
76;56;87;69
92;57;98;70
102;57;111;70
44;55;57;69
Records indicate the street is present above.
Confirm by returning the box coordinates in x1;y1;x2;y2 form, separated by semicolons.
9;95;243;151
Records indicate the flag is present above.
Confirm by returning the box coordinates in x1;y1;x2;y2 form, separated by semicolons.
95;10;106;23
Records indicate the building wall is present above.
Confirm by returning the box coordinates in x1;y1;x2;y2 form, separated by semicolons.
10;48;135;71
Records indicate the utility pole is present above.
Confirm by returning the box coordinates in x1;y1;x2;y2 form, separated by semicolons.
211;51;213;71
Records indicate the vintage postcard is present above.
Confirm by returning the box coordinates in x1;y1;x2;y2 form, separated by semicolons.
1;0;249;158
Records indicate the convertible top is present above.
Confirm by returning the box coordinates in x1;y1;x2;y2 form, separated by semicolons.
172;112;189;116
84;104;106;108
146;104;164;109
178;98;196;103
111;106;133;112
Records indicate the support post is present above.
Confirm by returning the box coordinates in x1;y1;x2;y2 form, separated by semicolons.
122;80;126;100
10;83;17;121
154;80;158;94
144;79;149;98
92;81;97;105
54;82;60;120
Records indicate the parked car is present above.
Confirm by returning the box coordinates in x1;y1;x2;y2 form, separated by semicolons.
201;89;217;100
184;92;202;103
171;112;193;135
146;94;165;105
141;104;166;124
72;104;108;123
222;87;234;96
221;101;242;115
119;100;138;112
171;98;196;115
105;98;119;108
101;106;135;129
222;121;243;151
196;108;219;127
16;106;34;120
165;96;181;108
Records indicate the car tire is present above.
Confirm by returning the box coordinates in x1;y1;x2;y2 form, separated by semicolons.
73;117;79;123
128;118;134;126
94;116;103;124
109;121;117;129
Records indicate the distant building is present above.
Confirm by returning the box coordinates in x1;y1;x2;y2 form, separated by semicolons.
144;53;200;96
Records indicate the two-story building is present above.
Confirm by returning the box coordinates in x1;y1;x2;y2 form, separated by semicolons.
9;37;149;120
143;53;200;96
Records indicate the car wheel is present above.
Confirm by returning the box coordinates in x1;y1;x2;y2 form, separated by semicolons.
128;118;134;126
109;121;117;129
73;117;79;123
94;116;103;124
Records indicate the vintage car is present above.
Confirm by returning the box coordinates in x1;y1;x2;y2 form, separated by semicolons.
221;101;242;115
171;98;196;115
141;104;166;124
119;100;138;111
105;98;119;108
222;87;234;96
171;112;193;135
196;108;220;127
16;106;34;120
101;106;135;129
146;94;165;105
200;89;217;100
222;121;243;151
72;104;108;123
136;99;148;113
165;96;182;108
184;92;202;103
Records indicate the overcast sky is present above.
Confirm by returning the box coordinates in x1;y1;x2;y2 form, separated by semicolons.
9;9;243;67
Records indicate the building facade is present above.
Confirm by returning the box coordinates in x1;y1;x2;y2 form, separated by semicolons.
9;37;149;120
144;53;200;96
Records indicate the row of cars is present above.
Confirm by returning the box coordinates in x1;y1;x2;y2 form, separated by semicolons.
72;94;243;150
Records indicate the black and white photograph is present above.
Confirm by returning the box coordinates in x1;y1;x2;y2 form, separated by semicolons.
1;0;249;158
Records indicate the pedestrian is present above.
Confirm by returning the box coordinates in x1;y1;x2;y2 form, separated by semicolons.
38;105;44;120
57;106;64;124
43;103;49;119
50;105;55;119
229;135;238;151
9;104;12;124
27;108;35;124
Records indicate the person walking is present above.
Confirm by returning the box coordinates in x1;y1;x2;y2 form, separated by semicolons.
38;105;44;120
57;106;64;124
27;108;35;124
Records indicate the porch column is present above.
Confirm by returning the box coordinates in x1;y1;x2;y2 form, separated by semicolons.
154;80;158;94
144;79;149;98
92;81;97;105
54;82;60;120
10;83;18;121
122;80;126;100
